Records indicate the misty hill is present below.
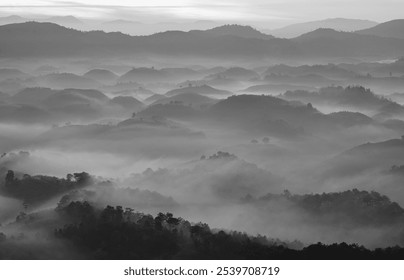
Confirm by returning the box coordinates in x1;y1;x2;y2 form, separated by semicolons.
35;73;101;89
268;18;378;38
134;151;284;201
321;137;404;180
8;88;121;122
151;92;218;108
83;69;118;83
143;94;165;104
117;86;157;97
344;138;404;160
356;19;404;39
117;66;201;85
206;67;260;80
0;171;93;205
139;93;378;138
264;74;337;87
206;95;317;137
109;96;144;111
11;87;57;105
0;79;35;95
183;77;245;92
58;89;109;101
326;111;373;126
58;186;179;213
206;94;378;137
263;64;355;80
119;67;170;83
241;84;317;94
36;89;110;121
200;66;227;76
190;24;274;40
100;82;144;94
39;116;205;158
208;94;315;122
257;189;404;226
0;103;50;124
138;103;202;120
160;67;202;81
12;88;108;107
282;86;404;115
0;68;31;81
165;85;231;97
43;92;94;109
373;57;404;76
42;89;109;111
152;92;218;107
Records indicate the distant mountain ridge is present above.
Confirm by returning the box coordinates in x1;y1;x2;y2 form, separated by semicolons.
267;18;378;38
1;21;404;61
0;15;83;27
190;24;274;40
356;19;404;39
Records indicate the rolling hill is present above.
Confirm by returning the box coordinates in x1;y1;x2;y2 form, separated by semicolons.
356;19;404;39
165;85;232;97
151;92;218;108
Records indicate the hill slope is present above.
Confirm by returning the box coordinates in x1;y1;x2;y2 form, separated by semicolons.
356;19;404;39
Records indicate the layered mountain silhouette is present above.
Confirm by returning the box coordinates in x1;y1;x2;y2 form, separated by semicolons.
267;18;378;38
0;15;29;25
356;19;404;39
1;21;404;60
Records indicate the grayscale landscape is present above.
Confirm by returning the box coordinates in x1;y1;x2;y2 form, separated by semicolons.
1;0;404;259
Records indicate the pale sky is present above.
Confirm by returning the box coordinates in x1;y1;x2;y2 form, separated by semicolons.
0;0;403;26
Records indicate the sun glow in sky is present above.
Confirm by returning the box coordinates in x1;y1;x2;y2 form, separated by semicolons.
0;0;403;25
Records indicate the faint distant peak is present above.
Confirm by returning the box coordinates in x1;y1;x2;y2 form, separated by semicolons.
200;24;274;40
314;17;378;25
0;15;26;20
0;21;64;29
44;15;83;25
268;18;378;38
0;14;29;25
294;28;356;40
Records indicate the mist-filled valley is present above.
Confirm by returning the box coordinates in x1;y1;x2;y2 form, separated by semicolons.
2;15;404;259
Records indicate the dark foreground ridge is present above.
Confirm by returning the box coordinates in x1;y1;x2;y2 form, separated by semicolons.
1;200;403;260
54;202;404;259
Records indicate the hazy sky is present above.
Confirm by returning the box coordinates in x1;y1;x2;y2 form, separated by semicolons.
0;0;403;26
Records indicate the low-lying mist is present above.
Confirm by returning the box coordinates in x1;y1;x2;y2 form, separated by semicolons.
2;55;404;259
